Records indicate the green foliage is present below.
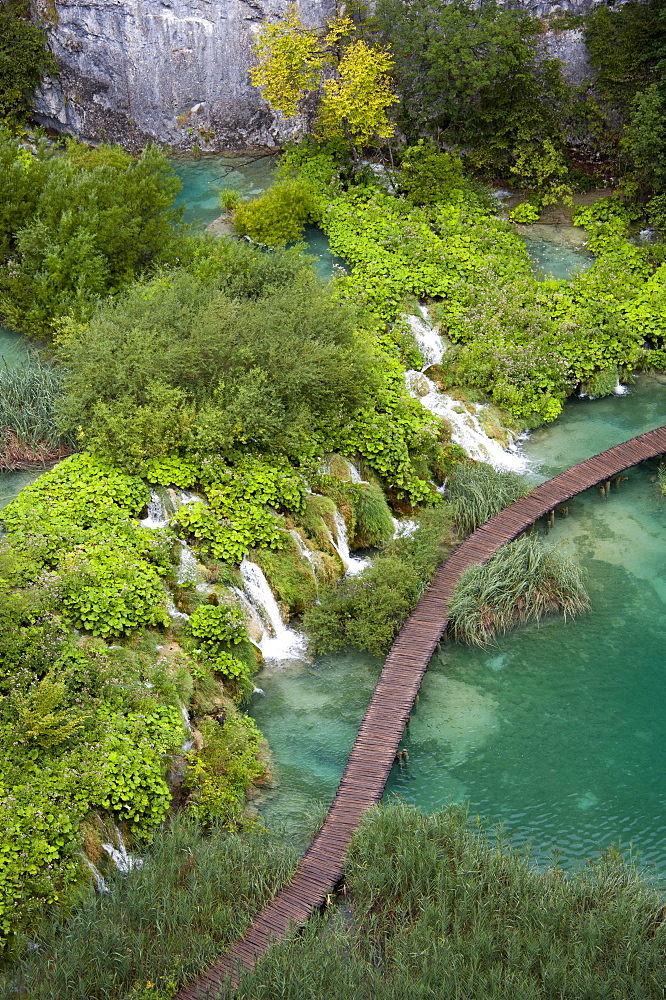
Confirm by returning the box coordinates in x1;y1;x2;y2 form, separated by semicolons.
174;457;306;564
377;0;569;182
581;365;620;398
11;675;84;748
186;714;265;824
143;455;199;489
58;265;371;470
218;187;241;212
233;176;324;246
0;1;57;125
0;133;183;337
250;6;397;155
446;462;530;535
0;354;70;468
448;533;590;646
251;535;317;614
230;802;666;1000
509;200;540;223
186;602;248;650
1;818;297;998
585;0;665;107
624;84;666;194
303;505;454;655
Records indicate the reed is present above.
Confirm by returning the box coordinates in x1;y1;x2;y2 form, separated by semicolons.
447;533;590;646
447;462;529;535
229;802;666;1000
0;358;71;469
1;817;296;1000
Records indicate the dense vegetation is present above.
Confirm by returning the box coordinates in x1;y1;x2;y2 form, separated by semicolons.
2;0;666;986
0;0;56;126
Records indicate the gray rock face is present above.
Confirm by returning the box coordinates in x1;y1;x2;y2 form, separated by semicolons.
31;0;335;150
31;0;636;149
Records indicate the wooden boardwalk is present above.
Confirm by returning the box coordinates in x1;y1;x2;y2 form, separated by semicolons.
176;426;666;1000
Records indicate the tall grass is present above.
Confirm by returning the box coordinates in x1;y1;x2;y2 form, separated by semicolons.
0;358;71;469
229;802;666;1000
1;817;297;1000
447;462;530;535
447;533;590;646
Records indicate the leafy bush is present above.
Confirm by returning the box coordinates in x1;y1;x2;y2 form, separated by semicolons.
233;176;324;245
0;1;57;124
0;134;182;337
446;462;529;535
186;603;248;650
509;201;540;223
57;267;371;469
399;141;464;207
447;533;590;646
185;714;265;823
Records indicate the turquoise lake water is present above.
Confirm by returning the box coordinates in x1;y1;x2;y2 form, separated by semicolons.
250;377;666;876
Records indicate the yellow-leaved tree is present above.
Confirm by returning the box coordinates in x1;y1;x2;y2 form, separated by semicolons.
250;5;398;160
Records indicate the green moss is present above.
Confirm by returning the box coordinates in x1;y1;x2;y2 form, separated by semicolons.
251;534;317;615
351;482;394;548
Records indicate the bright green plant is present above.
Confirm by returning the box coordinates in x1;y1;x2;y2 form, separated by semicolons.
186;714;265;824
219;187;242;212
186;603;248;651
233;176;324;246
509;201;540;223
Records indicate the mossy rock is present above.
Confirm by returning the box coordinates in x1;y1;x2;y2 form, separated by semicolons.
294;494;340;554
251;534;317;615
581;366;619;398
351;482;394;549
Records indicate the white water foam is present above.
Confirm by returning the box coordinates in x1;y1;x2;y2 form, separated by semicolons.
102;826;143;874
329;510;370;576
405;306;445;369
405;371;527;472
140;490;170;529
176;543;200;585
392;517;419;539
239;559;307;661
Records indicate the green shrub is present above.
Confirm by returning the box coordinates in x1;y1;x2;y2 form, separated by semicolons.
399;141;464;206
446;462;530;535
509;201;540;223
0;1;57;124
186;602;248;651
0;134;182;337
233;176;324;246
186;714;265;824
448;533;590;646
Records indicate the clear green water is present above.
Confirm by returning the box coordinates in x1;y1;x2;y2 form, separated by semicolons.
521;233;594;281
0;326;42;509
250;377;666;875
171;156;346;281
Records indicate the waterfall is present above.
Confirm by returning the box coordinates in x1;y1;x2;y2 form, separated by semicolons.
239;559;306;661
405;306;445;369
330;510;370;576
179;701;194;752
140;489;170;529
392;517;419;539
165;594;189;623
613;382;629;396
102;825;143;874
176;542;200;585
405;371;527;473
289;529;317;574
82;856;109;894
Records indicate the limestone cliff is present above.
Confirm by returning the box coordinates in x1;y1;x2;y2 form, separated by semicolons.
31;0;335;150
30;0;620;150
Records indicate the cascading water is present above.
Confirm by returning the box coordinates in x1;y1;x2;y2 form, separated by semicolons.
405;306;446;369
405;371;527;472
176;542;200;585
239;558;306;661
392;517;419;539
140;490;170;529
289;529;318;581
330;510;370;576
82;856;109;894
102;825;142;874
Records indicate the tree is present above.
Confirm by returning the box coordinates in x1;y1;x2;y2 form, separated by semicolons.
0;0;57;125
249;4;398;161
